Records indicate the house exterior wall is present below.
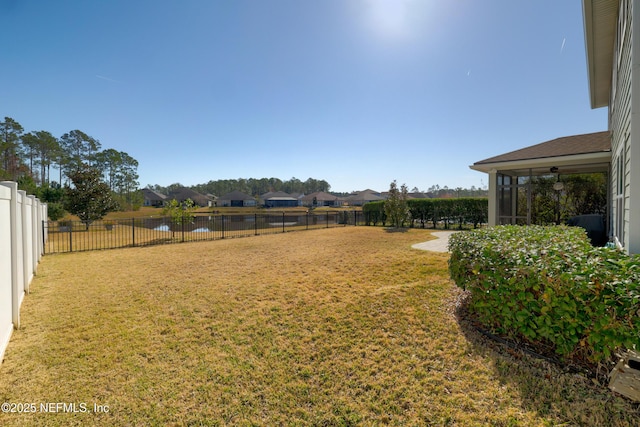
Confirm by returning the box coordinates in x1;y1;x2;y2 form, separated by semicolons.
265;199;298;208
610;0;640;253
143;199;164;207
611;0;631;249
630;0;640;253
221;199;257;207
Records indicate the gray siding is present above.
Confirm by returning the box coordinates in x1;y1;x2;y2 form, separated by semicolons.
610;0;632;249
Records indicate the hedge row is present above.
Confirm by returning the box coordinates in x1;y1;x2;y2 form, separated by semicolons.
362;198;488;228
449;225;640;364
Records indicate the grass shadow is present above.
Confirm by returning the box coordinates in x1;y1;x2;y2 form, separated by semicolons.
453;293;640;425
136;237;179;246
384;227;409;233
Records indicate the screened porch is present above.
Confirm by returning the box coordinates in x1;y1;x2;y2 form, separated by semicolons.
470;131;611;242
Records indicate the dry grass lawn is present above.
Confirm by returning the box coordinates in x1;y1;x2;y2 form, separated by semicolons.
0;227;637;426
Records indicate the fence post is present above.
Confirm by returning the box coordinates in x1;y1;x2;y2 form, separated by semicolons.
29;197;38;270
1;182;20;328
221;215;225;239
42;221;46;254
326;212;329;228
255;213;258;236
306;212;309;230
132;218;136;247
36;198;43;260
282;212;285;233
181;215;185;242
69;223;73;252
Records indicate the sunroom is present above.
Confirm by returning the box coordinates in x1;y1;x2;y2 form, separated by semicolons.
470;131;611;243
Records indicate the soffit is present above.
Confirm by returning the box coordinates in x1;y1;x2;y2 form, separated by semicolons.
470;154;611;176
583;0;619;108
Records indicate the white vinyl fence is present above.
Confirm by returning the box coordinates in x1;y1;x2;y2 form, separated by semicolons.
0;181;47;363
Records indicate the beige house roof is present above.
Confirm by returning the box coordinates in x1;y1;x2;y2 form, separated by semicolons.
142;188;167;202
218;190;254;201
583;0;619;108
301;191;340;202
167;187;213;207
471;131;611;175
344;189;385;204
261;191;296;201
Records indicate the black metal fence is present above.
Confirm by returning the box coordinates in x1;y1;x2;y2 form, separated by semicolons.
44;211;364;254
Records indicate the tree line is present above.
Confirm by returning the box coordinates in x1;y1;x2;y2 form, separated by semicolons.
421;184;487;198
0;116;141;218
148;177;332;197
148;178;490;199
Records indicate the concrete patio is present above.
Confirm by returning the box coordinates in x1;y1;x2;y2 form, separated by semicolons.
411;231;458;253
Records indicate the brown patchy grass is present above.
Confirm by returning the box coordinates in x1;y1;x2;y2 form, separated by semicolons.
0;227;637;426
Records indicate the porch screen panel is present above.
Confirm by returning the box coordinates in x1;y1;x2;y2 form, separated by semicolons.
498;174;513;224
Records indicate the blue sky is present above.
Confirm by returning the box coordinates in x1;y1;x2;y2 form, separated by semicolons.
1;0;607;193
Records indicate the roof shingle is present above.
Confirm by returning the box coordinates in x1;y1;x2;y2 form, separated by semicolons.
474;131;610;165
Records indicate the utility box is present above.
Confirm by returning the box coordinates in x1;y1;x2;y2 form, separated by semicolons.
609;350;640;402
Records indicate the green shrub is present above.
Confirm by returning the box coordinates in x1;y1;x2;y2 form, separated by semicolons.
364;198;488;229
362;201;386;226
46;202;66;221
407;198;488;229
449;225;640;364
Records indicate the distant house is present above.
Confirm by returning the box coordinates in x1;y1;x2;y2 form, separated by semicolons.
205;194;218;207
142;188;167;207
344;189;385;206
260;191;300;208
301;191;343;207
167;187;214;207
218;190;257;207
